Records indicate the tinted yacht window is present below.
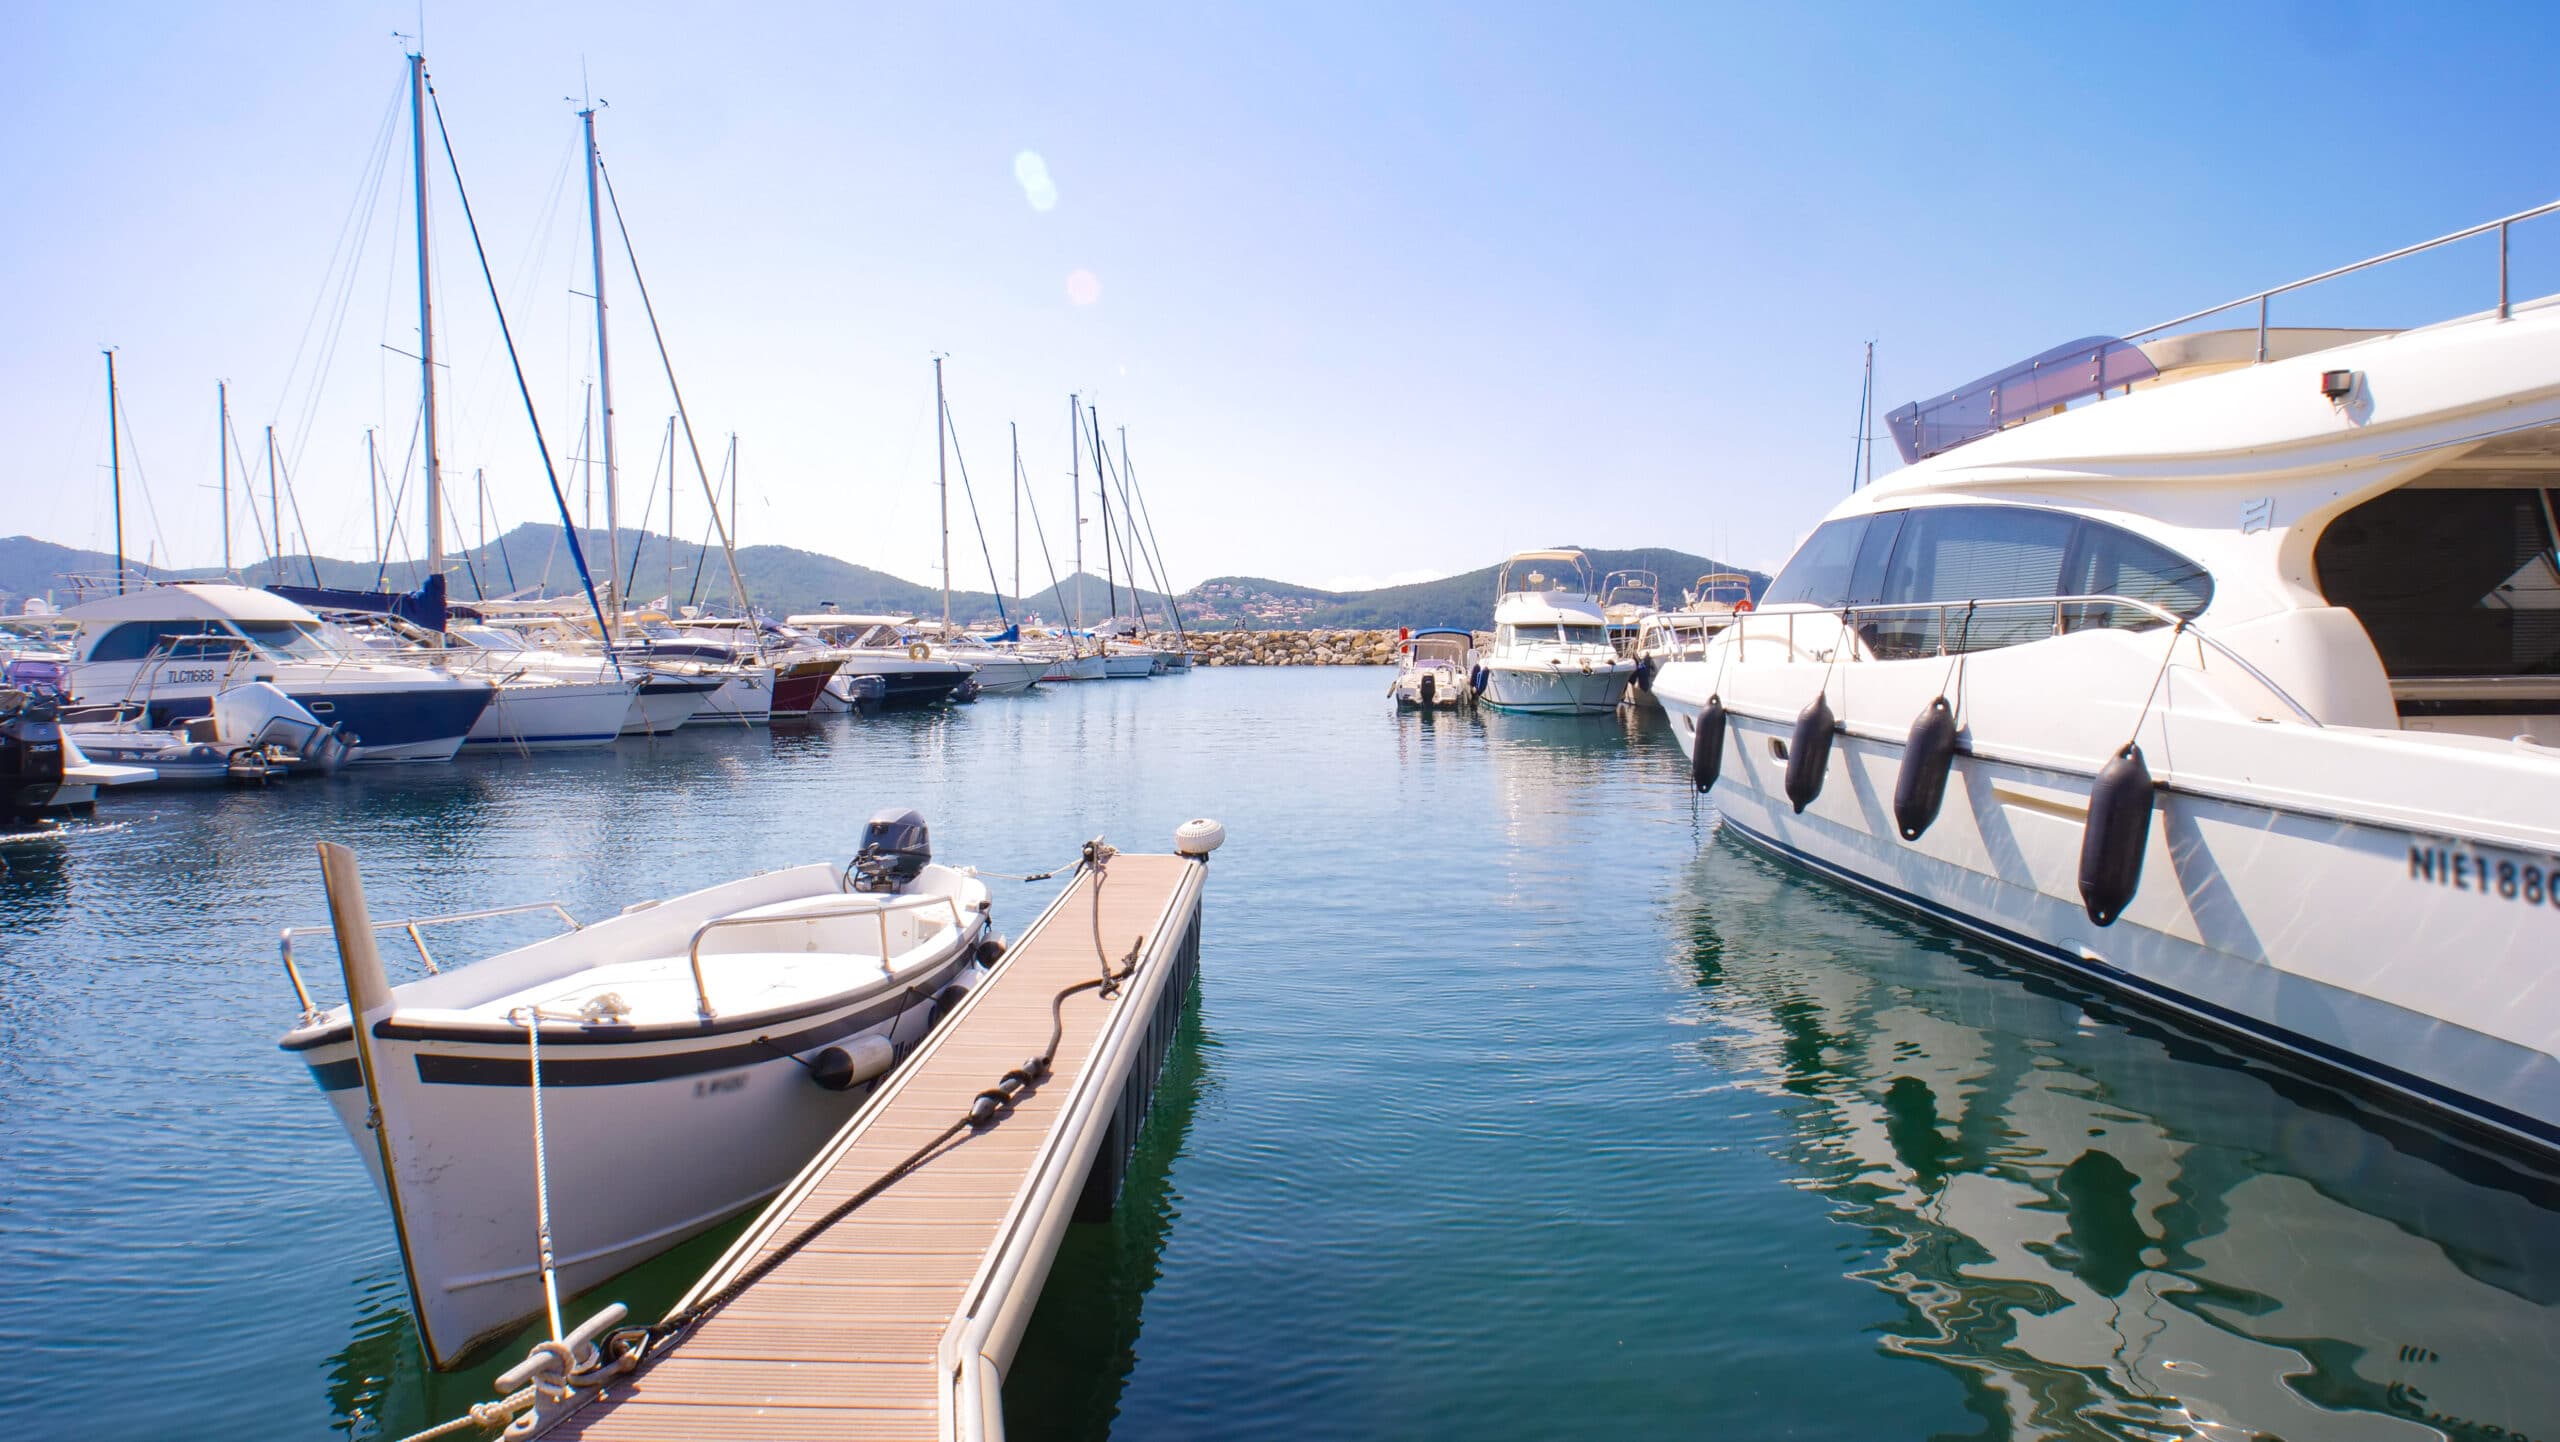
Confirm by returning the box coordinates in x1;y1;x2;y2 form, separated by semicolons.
1758;517;1867;608
2315;486;2560;678
1859;506;2211;658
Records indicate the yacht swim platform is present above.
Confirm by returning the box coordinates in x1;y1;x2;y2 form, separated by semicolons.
529;829;1216;1442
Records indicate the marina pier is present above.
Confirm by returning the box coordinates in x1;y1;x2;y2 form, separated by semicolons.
536;845;1209;1441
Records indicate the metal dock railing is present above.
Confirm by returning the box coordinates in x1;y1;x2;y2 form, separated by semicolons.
532;840;1212;1442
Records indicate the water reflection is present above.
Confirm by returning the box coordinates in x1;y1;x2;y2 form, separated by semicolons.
1007;989;1215;1441
1675;839;2560;1440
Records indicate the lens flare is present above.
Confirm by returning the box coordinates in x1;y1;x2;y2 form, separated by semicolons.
1013;151;1058;212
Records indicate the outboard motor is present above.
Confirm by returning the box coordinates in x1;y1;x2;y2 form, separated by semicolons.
0;687;66;822
849;808;932;892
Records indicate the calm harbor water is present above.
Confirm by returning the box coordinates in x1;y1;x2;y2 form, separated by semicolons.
3;666;2554;1440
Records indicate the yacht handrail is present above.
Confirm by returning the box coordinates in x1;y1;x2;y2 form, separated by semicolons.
1725;592;2325;728
2130;195;2560;355
279;901;583;1023
684;894;965;1019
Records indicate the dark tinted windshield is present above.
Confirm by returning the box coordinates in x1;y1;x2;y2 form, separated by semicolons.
2315;485;2560;678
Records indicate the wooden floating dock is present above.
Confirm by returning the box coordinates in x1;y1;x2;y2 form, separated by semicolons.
548;847;1209;1442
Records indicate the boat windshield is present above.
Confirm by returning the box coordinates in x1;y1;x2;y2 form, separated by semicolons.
231;619;339;661
452;625;529;653
1505;623;1609;648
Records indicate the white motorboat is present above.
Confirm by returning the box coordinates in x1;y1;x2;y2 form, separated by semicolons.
1598;568;1662;656
1034;641;1109;683
62;680;351;781
277;809;997;1368
784;615;973;710
1476;549;1637;714
1390;628;1476;708
1626;574;1755;710
652;618;845;718
56;584;494;762
1653;203;2560;1160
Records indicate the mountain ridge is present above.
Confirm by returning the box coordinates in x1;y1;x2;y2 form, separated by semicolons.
0;531;1766;633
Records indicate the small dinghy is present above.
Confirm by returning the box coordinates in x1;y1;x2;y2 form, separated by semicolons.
1390;628;1476;709
276;808;998;1368
63;680;349;784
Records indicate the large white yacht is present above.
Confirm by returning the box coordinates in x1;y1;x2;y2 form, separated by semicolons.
1652;205;2560;1160
57;584;494;762
1476;549;1637;714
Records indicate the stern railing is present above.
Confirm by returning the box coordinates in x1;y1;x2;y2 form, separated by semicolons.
280;901;582;1024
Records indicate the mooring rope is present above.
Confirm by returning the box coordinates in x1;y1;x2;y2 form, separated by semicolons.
603;843;1133;1391
386;838;1142;1441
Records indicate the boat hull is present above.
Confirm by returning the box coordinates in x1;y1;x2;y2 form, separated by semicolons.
769;659;840;716
1658;685;2560;1159
290;931;986;1366
621;680;715;736
1039;653;1108;683
1102;652;1156;679
833;656;969;710
463;680;635;752
1477;661;1631;715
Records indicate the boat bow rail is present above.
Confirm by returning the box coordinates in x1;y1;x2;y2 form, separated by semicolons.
279;901;583;1025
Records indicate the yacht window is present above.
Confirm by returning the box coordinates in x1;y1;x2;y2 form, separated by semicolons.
1861;505;2209;659
1847;511;1905;607
231;620;336;660
1758;518;1868;609
1560;624;1608;647
2315;486;2560;680
83;621;233;663
2061;520;2215;633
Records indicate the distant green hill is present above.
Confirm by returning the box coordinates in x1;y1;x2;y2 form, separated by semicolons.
1299;547;1765;630
2;532;1761;633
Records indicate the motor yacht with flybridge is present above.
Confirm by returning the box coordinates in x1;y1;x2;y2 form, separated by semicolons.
1651;201;2560;1163
1476;549;1637;714
276;808;997;1368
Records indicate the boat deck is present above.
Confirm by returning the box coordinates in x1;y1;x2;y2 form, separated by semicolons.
548;848;1208;1442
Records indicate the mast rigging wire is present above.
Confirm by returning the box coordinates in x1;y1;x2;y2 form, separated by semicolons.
938;394;1010;627
424;70;617;653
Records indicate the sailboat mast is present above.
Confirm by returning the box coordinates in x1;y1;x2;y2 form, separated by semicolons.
217;380;231;573
1009;422;1021;610
1069;393;1083;631
1091;405;1118;623
1862;342;1876;491
266;425;282;584
582;102;621;641
105;350;124;594
367;429;381;566
665;415;677;616
936;357;951;634
409;52;444;582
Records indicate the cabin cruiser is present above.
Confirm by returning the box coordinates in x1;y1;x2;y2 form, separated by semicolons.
1391;628;1476;708
783;615;973;710
652;618;845;718
1598;569;1662;656
1476;549;1638;714
56;584;493;762
1652;207;2560;1160
277;808;996;1368
1627;575;1755;710
880;619;1048;696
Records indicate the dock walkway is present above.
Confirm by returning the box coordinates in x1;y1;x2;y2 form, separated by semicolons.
547;846;1209;1442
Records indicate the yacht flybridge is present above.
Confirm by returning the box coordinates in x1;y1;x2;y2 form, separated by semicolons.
1477;549;1638;714
1653;201;2560;1160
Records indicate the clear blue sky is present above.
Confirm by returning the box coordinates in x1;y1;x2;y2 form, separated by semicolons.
7;2;2558;593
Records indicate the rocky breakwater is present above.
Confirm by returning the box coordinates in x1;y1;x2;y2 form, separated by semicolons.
1181;628;1402;666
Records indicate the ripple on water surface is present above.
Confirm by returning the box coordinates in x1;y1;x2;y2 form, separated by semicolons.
2;669;2553;1439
